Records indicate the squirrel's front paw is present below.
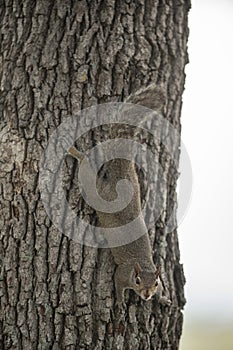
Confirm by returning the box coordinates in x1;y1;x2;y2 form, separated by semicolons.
116;300;126;310
159;296;172;306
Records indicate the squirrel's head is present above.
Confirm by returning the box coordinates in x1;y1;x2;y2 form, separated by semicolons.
132;262;161;301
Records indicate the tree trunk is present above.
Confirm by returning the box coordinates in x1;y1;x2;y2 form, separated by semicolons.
0;1;190;349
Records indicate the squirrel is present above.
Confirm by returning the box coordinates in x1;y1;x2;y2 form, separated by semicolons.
68;84;171;308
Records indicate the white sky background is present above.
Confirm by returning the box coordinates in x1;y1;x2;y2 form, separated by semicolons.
179;0;233;323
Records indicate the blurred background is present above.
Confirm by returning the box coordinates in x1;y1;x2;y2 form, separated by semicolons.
178;0;233;349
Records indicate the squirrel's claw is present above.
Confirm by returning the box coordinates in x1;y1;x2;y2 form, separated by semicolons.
115;296;127;315
159;296;172;306
116;300;127;310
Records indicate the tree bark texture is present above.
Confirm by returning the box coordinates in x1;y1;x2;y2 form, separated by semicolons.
0;1;190;349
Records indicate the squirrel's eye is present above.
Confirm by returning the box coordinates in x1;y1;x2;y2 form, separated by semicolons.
155;281;158;287
135;276;141;285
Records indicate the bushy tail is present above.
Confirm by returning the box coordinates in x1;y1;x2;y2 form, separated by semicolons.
125;83;165;113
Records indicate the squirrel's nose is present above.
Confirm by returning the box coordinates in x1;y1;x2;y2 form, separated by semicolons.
144;290;150;299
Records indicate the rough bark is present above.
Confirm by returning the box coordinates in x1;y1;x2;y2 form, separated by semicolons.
0;0;190;349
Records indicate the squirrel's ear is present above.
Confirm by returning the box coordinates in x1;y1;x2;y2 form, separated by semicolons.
155;265;161;279
134;262;142;275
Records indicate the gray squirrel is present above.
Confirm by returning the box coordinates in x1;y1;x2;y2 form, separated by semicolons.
68;84;171;308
